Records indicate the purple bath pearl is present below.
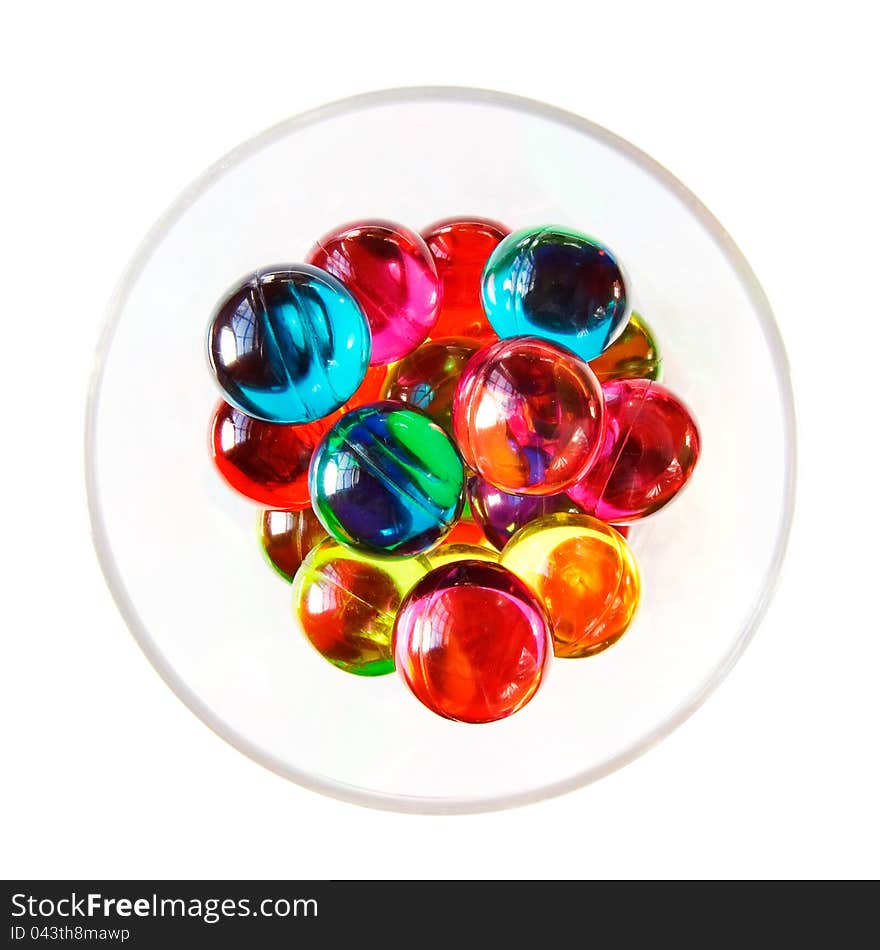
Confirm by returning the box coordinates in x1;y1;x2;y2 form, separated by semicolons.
467;476;585;551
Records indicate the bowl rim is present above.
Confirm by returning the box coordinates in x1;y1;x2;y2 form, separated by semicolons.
85;85;798;814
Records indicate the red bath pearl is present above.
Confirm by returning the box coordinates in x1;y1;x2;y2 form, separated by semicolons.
568;379;701;523
393;561;551;723
306;219;441;366
210;401;329;509
421;216;509;342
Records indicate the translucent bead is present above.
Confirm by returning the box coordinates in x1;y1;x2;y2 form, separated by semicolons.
259;508;328;582
307;219;440;365
382;337;480;438
207;264;370;423
421;215;509;342
210;401;329;509
568;379;700;522
393;561;551;722
467;475;585;550
482;225;629;361
589;311;662;382
501;513;640;658
453;337;605;495
310;402;465;556
292;539;430;676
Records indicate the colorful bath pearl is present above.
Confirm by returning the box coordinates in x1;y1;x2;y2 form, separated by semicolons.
207;264;370;424
306;219;441;366
568;379;701;523
501;513;640;658
309;402;465;556
381;337;480;438
203;214;702;721
211;401;329;509
428;543;500;568
467;476;585;550
482;226;629;361
259;508;328;582
589;311;662;382
440;516;493;549
393;561;551;723
421;216;509;342
453;337;605;495
292;539;430;675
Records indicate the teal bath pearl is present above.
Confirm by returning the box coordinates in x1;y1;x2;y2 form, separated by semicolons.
481;226;629;361
309;402;465;557
207;264;371;424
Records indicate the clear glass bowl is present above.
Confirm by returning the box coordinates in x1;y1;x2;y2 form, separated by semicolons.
86;88;796;813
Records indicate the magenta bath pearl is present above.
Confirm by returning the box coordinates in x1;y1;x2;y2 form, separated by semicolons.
306;219;441;365
568;378;701;523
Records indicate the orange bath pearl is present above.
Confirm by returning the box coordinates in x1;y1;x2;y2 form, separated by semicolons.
501;513;640;658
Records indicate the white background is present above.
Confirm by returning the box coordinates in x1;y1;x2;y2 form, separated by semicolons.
2;0;877;879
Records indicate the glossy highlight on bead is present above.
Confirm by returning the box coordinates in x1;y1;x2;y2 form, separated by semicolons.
482;225;629;361
211;401;329;509
307;219;441;366
309;402;465;556
501;513;640;658
207;264;371;424
421;216;509;342
453;337;605;495
393;561;551;722
293;539;430;675
568;379;701;523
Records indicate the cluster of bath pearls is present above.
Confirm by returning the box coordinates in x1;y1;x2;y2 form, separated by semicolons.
207;218;700;724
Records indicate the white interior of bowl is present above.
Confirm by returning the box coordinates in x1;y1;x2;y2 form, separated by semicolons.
86;88;796;813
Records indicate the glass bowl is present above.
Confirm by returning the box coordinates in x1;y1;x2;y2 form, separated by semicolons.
86;87;796;813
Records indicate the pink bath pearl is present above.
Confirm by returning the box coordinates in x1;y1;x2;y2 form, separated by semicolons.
568;378;701;523
306;219;441;365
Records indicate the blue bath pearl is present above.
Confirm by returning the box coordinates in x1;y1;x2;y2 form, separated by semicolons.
207;264;371;424
309;402;465;557
481;226;629;361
